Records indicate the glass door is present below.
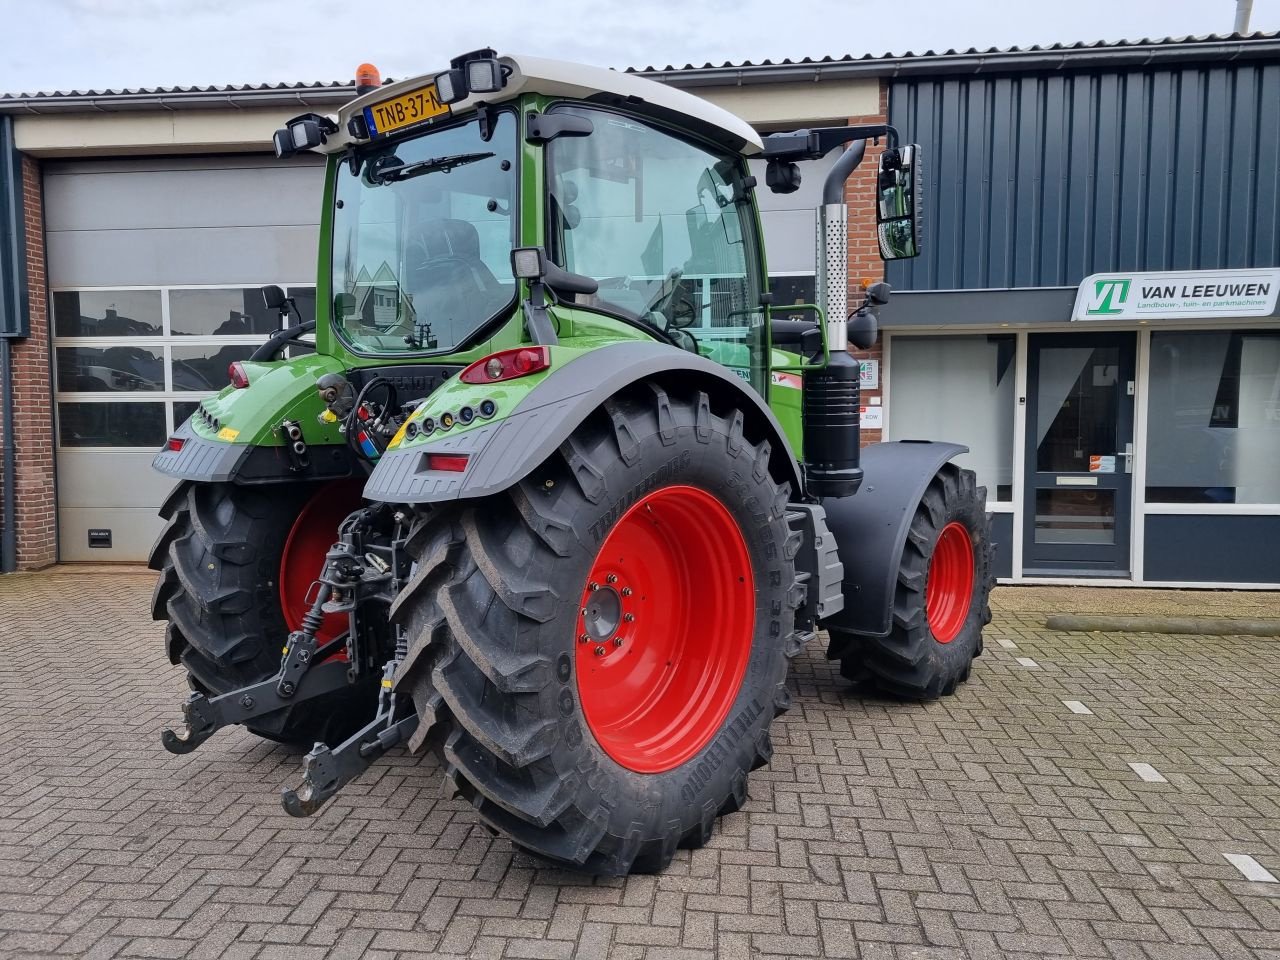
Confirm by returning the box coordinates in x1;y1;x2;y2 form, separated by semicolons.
1023;333;1136;575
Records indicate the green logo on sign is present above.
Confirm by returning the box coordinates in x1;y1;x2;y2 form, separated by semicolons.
1086;278;1131;315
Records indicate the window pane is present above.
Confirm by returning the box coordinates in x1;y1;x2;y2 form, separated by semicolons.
58;402;166;447
887;336;1015;500
171;343;255;392
547;107;766;392
1035;345;1120;472
1034;489;1115;544
53;290;162;337
1147;331;1280;504
769;275;816;319
56;345;164;392
169;288;276;336
173;400;203;428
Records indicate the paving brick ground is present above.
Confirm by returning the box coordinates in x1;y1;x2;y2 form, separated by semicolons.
2;572;1279;959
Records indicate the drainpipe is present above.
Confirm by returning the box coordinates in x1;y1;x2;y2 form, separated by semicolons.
1;116;22;573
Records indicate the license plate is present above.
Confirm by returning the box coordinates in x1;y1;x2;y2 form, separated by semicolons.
364;84;449;137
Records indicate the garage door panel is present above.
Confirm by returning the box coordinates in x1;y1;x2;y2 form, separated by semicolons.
56;451;178;509
59;507;167;562
47;224;321;287
43;156;323;233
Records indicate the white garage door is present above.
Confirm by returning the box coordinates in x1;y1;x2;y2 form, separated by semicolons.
46;154;324;561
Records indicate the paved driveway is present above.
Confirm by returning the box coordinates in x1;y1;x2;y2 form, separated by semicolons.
2;571;1279;959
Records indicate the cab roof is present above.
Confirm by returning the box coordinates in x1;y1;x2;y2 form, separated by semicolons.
335;53;764;156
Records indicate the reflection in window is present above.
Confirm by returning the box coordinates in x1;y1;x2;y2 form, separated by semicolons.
769;275;817;320
56;346;164;392
1147;331;1280;504
169;288;276;337
53;290;163;337
171;344;255;392
172;401;202;428
887;336;1015;500
58;402;166;448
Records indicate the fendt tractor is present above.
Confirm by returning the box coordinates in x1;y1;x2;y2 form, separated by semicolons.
151;51;993;874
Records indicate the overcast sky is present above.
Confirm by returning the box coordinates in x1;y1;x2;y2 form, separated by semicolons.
2;0;1276;95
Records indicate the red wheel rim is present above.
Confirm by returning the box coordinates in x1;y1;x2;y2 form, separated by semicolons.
926;521;975;643
279;479;365;646
575;485;755;774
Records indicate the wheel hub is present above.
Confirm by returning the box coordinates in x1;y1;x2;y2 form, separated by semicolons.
582;584;623;642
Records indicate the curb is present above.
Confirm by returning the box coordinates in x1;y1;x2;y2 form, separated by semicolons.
1046;615;1280;636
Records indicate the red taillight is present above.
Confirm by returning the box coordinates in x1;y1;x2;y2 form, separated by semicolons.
425;453;470;473
459;346;550;384
228;361;250;389
166;437;185;452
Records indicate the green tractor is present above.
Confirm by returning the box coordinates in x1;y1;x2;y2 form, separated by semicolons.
152;50;993;874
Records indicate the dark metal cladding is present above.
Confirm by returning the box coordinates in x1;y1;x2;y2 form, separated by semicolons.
888;58;1280;290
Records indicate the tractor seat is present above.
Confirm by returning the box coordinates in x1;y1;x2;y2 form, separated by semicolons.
406;219;511;336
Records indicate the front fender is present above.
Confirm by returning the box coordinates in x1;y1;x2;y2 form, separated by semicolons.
363;341;804;504
818;440;968;639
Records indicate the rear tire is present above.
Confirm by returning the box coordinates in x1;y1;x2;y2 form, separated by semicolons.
391;385;805;874
148;479;378;743
827;464;993;699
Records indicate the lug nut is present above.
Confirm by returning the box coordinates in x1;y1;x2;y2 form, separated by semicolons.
621;587;632;597
589;581;599;591
613;637;624;647
579;633;590;643
606;574;618;584
623;613;635;622
594;646;606;656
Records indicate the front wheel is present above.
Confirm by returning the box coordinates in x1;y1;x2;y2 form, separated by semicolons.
391;385;804;874
827;463;993;699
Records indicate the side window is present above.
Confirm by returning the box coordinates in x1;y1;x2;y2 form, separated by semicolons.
547;107;765;391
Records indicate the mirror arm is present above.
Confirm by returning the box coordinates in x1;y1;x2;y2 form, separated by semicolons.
821;139;868;205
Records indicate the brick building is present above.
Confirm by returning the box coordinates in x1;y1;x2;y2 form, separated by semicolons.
1;33;1278;585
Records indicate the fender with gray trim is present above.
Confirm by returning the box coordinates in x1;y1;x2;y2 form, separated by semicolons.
363;341;804;504
818;440;968;639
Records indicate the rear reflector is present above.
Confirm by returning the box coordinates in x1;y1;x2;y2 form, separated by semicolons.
425;453;469;473
228;361;250;389
166;437;185;452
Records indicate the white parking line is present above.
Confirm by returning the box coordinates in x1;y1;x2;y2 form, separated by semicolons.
1015;657;1039;668
1128;762;1168;783
994;636;1018;649
1062;700;1093;715
1224;853;1278;883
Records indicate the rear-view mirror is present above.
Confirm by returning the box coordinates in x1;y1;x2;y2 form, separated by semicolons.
876;144;921;261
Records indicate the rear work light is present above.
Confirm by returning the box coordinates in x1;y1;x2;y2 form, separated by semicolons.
459;346;550;384
228;361;250;389
425;453;470;473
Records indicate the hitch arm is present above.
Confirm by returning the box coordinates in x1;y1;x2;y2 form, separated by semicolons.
160;657;351;755
281;710;419;817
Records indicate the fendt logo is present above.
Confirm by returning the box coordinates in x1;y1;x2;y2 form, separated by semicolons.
1085;278;1132;316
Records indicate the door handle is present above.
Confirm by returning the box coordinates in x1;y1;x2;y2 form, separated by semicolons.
1117;442;1133;474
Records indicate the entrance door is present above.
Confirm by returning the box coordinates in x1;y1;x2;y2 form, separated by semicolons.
1023;333;1136;575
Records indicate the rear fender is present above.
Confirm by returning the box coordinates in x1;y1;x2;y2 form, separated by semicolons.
363;341;804;503
818;440;968;638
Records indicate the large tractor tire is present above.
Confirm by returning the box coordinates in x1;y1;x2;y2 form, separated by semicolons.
149;478;378;744
827;463;993;699
391;385;805;874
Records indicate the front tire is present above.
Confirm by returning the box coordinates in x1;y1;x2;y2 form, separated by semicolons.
148;479;377;743
827;463;993;699
392;385;804;874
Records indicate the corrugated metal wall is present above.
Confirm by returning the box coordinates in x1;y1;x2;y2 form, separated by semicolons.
887;62;1280;291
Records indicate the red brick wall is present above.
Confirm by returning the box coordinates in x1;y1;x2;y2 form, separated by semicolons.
0;156;57;569
845;85;889;446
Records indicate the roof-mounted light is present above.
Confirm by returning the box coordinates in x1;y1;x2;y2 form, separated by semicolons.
466;59;503;94
355;63;381;95
433;49;506;107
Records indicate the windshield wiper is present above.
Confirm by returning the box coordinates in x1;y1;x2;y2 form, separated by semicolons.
371;151;495;184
